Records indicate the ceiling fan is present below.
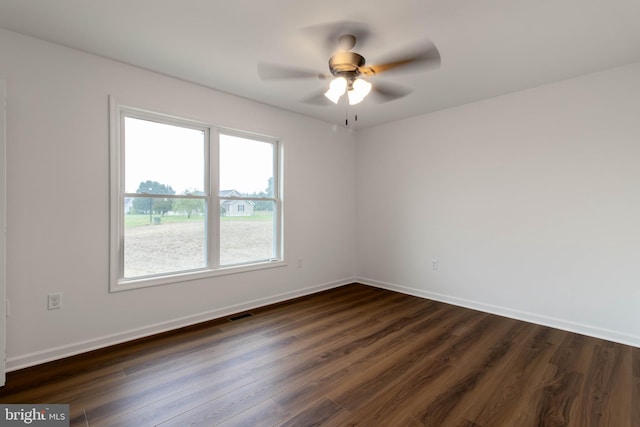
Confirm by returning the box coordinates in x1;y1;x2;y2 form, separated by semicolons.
257;25;441;106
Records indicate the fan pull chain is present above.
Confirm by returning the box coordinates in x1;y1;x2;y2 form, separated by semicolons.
344;108;359;127
344;105;359;127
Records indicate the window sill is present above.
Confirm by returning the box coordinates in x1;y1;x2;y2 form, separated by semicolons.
110;259;287;292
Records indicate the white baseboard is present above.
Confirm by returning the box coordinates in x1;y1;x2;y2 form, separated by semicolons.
357;276;640;349
6;278;354;372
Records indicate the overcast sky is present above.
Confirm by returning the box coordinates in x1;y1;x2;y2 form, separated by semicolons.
124;117;273;195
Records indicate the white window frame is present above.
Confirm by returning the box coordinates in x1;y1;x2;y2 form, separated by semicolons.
109;96;284;292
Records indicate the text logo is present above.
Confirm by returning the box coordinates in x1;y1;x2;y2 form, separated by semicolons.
1;405;69;426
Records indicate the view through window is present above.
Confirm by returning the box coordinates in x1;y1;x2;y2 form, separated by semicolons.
123;117;207;278
110;102;282;290
219;134;278;266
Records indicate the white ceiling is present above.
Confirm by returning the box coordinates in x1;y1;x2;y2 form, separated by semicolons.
1;0;639;129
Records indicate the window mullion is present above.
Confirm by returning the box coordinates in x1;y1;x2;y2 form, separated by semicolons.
209;127;220;269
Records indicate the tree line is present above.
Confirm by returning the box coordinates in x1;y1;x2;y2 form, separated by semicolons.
129;178;274;217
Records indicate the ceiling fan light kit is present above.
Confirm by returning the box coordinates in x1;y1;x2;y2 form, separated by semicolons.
324;76;372;105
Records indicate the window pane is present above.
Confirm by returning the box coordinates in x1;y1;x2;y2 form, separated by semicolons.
124;197;206;278
220;201;275;266
220;134;273;196
125;117;205;194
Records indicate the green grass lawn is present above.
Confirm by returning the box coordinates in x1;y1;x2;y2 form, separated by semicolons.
125;211;273;228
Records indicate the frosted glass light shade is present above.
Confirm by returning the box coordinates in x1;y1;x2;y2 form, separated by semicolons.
347;78;372;105
324;77;347;103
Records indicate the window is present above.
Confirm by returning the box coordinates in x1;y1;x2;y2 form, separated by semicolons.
109;98;282;291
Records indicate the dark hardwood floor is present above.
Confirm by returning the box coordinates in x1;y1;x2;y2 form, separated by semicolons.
1;284;638;426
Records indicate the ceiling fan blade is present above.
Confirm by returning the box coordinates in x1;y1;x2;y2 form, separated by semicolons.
302;20;372;53
361;41;441;76
370;81;411;103
257;62;329;80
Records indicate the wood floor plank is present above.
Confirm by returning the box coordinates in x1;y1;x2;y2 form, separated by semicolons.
412;320;532;426
330;312;522;426
215;398;290;427
90;367;259;426
503;358;582;426
145;299;413;424
260;288;408;342
274;303;455;413
574;342;628;426
86;335;308;425
69;409;89;427
633;347;640;427
260;302;441;413
0;284;637;427
329;311;495;413
458;325;561;426
599;345;633;427
153;376;283;426
278;397;350;427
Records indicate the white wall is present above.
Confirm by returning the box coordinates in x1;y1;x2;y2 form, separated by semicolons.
356;62;640;346
0;29;357;370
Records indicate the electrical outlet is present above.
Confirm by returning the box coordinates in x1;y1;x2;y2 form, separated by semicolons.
297;258;303;268
431;259;438;270
48;293;62;310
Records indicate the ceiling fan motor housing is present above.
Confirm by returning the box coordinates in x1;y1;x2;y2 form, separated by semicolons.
329;52;366;79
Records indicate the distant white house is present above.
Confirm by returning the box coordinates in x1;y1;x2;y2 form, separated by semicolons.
220;190;255;216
